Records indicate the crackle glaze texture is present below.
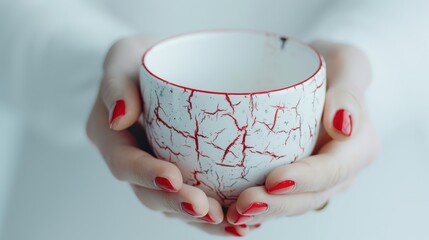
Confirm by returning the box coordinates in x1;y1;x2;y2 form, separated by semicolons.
140;34;326;206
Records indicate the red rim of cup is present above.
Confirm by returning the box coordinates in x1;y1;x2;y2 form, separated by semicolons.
142;29;323;96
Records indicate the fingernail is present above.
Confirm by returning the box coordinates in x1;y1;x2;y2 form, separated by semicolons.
253;223;262;228
241;202;269;215
200;213;215;223
224;226;242;237
110;100;126;128
154;177;176;192
180;202;198;216
267;180;296;194
234;214;253;225
333;109;352;136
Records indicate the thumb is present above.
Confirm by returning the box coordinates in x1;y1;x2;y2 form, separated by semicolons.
100;38;154;131
312;41;372;140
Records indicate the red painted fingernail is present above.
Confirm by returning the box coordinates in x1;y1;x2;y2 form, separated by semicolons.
180;202;198;216
241;202;269;215
239;224;247;228
224;226;242;237
110;100;126;128
253;223;262;228
333;109;353;136
267;180;296;194
154;177;176;192
200;213;215;223
234;214;253;225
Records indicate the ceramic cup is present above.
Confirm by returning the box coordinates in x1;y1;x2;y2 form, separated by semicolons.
140;30;326;206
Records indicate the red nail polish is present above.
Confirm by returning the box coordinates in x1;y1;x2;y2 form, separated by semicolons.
110;100;126;128
200;213;215;223
333;109;352;136
224;226;242;237
253;223;262;228
234;214;253;225
267;180;295;194
154;177;176;192
241;202;269;215
180;202;198;216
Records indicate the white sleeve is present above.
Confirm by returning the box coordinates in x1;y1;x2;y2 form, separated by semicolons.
0;0;135;139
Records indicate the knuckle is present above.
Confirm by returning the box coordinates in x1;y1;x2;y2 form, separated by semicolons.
105;147;127;181
276;201;291;216
331;162;349;186
107;157;125;181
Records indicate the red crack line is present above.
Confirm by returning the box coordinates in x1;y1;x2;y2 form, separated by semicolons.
201;105;226;116
213;172;241;205
213;128;226;142
239;127;251;170
221;134;241;162
254;104;287;134
194;118;201;160
311;79;325;111
290;155;299;164
283;99;303;146
291;98;302;122
200;105;226;122
205;141;239;159
249;94;256;117
154;93;209;161
291;99;305;152
308;123;314;139
222;113;247;131
186;90;195;120
154;94;194;139
219;113;251;175
249;94;259;126
270;104;286;130
153;138;185;162
191;170;215;191
214;172;228;202
249;149;286;160
225;94;235;113
256;120;273;132
283;126;301;145
224;95;241;114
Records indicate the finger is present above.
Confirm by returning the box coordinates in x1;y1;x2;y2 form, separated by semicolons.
87;97;182;191
164;197;224;224
101;38;154;130
311;41;372;139
133;184;209;217
182;218;250;237
230;179;353;224
200;197;224;224
265;110;377;194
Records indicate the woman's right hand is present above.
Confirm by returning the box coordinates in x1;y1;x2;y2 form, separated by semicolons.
86;37;229;227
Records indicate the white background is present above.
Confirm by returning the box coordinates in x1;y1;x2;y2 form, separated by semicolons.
1;0;428;239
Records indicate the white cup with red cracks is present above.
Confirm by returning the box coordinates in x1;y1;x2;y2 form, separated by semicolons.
140;30;326;206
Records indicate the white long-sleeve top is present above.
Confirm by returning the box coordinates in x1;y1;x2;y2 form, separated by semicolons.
1;1;428;239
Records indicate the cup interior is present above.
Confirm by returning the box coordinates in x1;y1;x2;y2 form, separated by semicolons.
143;31;321;93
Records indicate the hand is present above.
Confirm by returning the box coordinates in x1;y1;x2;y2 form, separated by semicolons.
86;37;236;233
225;41;379;232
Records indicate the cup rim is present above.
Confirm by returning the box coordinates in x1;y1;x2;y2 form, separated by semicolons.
141;29;323;95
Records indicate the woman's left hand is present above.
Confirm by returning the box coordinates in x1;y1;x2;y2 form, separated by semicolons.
225;41;379;231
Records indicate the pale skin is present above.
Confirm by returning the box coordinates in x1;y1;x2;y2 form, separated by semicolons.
86;37;379;237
